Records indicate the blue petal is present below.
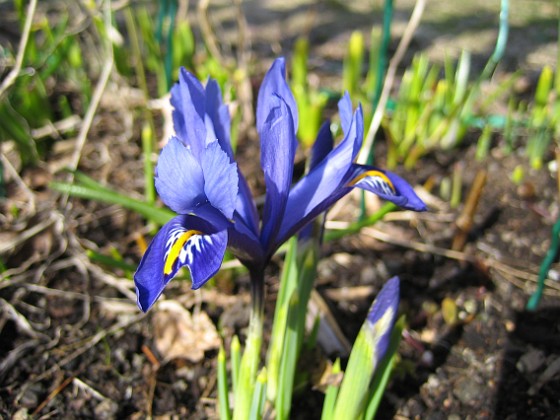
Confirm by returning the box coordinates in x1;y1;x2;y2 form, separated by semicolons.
299;122;334;241
367;276;400;363
205;78;234;159
259;95;297;250
236;174;259;234
155;137;205;214
309;121;334;171
275;105;363;247
201;141;239;219
134;215;228;312
206;80;258;233
347;165;427;212
170;68;207;158
228;212;265;265
256;58;298;134
338;92;353;136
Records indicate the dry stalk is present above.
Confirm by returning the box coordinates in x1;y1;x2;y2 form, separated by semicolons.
0;0;38;100
452;169;487;251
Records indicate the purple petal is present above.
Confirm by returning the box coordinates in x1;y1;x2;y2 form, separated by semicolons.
259;96;297;249
205;79;234;159
134;215;228;312
170;68;207;158
367;276;400;361
338;92;353;136
256;58;298;134
228;212;265;265
274;105;363;247
236;174;259;234
347;165;427;212
201;141;239;219
155;137;205;214
309;121;334;171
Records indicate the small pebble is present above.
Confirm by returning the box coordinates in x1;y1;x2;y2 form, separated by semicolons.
453;376;483;406
421;350;434;367
516;349;546;374
517;182;536;199
94;400;119;420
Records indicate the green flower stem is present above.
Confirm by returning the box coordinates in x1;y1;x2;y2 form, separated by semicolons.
233;269;265;420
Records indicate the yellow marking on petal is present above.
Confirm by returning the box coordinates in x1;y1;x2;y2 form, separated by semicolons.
349;170;396;193
164;230;202;275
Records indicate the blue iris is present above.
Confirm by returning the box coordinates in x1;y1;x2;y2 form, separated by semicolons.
134;58;426;312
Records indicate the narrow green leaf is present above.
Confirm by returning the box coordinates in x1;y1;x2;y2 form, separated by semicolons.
249;368;267;420
276;292;299;420
50;181;174;225
86;250;136;272
343;31;364;97
321;358;342;420
475;123;493;161
218;345;231;420
142;122;156;204
233;314;263;420
535;66;553;107
332;278;399;419
266;237;298;403
292;37;309;90
231;335;241;396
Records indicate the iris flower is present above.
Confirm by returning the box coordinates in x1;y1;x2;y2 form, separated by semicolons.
134;58;426;312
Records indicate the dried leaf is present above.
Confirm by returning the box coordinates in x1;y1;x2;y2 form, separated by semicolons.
152;300;220;363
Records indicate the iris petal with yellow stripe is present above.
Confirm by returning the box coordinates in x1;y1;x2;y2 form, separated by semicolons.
134;215;228;312
349;169;396;195
346;164;427;212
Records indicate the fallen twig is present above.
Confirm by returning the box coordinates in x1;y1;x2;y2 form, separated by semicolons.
452;169;487;251
32;376;74;416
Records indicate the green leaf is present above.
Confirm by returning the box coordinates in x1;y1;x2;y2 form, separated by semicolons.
218;345;231;420
266;237;298;403
249;368;267;420
321;358;342;420
231;335;241;396
276;292;299;420
50;180;174;225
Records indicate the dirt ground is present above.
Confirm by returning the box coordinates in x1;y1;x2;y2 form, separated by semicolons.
1;0;560;418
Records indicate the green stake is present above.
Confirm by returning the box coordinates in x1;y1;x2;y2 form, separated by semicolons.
527;217;560;311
